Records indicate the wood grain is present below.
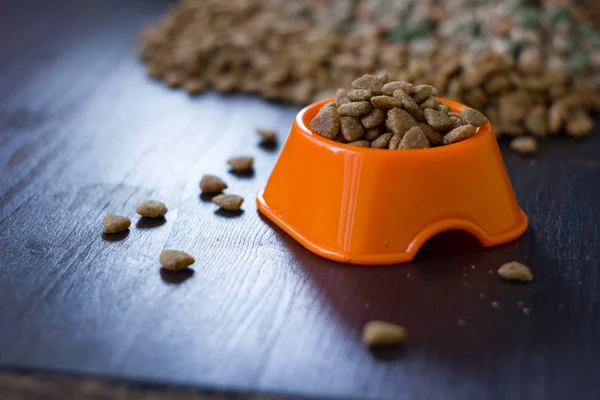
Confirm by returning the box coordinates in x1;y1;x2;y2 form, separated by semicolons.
1;1;600;399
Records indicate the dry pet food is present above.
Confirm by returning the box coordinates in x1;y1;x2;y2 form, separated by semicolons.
200;175;228;193
257;129;277;144
363;321;407;348
227;156;254;172
309;75;488;150
159;249;195;271
497;261;534;282
136;200;168;218
510;137;538;155
102;215;131;234
212;194;244;211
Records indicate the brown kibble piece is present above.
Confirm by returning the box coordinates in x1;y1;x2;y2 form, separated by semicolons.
352;74;384;93
338;101;372;117
382;81;415;96
460;108;489;127
363;321;407;348
183;79;206;95
525;106;548;137
419;96;441;110
103;215;131;234
510;137;537;155
227;156;254;172
348;140;370;148
364;127;381;141
548;102;567;134
257;129;277;144
136;200;167;218
407;106;425;122
212;194;244;211
335;89;349;107
566;110;594;138
443;124;476;145
310;106;340;139
370;95;402;111
360;108;386;129
450;116;465;129
418;123;443;146
347;89;372;101
497;261;533;282
413;85;434;104
424;108;453;132
393;90;419;113
438;104;451;114
389;131;403;150
200;175;227;193
340;116;364;142
160;250;195;271
386;108;417;136
371;132;394;149
399;126;430;150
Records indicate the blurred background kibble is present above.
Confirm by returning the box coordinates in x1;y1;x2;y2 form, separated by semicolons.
138;0;600;140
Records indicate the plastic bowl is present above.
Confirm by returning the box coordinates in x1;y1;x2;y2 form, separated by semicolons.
257;98;528;265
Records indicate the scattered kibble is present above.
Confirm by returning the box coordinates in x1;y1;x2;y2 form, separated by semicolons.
522;308;532;315
227;156;254;172
479;293;486;299
491;301;500;309
200;175;228;193
257;129;277;144
497;261;533;282
136;200;167;218
213;194;244;211
510;137;537;155
159;249;195;271
363;321;407;348
102;215;131;234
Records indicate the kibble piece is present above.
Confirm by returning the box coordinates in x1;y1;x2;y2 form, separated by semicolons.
460;108;489;127
382;80;415;96
335;89;349;106
348;140;370;148
136;200;168;218
352;74;384;94
389;131;403;150
363;321;407;348
419;96;441;110
103;215;131;234
548;102;567;134
340;116;364;142
424;108;453;132
371;95;402;111
497;261;533;282
510;137;537;154
407;106;425;122
364;127;381;141
566;109;594;138
338;101;372;117
450;116;465;129
418;123;443;146
183;78;206;95
525;106;548;137
438;104;451;114
393;90;419;113
360;108;386;128
200;175;227;193
386;108;418;136
371;132;394;149
347;89;372;102
413;85;434;104
378;72;389;84
257;129;277;144
212;194;244;211
160;250;195;271
443;124;476;145
227;156;254;172
399;126;430;150
310;106;340;139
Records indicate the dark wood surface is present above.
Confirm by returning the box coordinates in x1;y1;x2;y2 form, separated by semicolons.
1;1;600;399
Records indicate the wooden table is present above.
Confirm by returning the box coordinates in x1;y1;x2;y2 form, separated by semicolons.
1;1;599;399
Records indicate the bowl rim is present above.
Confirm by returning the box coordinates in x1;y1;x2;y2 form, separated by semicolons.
297;97;493;155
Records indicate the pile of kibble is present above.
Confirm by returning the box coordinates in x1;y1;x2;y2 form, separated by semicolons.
310;74;488;149
138;0;600;139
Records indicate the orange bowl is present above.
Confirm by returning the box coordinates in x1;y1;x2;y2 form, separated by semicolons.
257;98;528;265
